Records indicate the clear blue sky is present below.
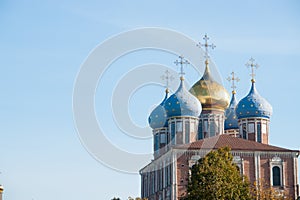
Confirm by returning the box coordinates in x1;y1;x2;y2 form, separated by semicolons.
0;0;300;199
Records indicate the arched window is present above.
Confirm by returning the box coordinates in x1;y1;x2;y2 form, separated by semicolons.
154;133;159;152
242;123;247;139
198;121;203;140
171;122;175;145
257;122;262;143
185;121;190;143
272;166;281;186
233;156;243;175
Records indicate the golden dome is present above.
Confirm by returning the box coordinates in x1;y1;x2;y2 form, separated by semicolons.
190;61;230;111
0;185;3;193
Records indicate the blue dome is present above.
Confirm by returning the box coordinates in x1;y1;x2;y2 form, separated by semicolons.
236;82;272;119
148;90;169;129
165;78;202;118
224;93;239;130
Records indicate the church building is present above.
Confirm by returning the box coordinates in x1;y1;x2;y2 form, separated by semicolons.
140;35;299;200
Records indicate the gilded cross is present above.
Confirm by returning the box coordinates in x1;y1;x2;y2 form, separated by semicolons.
174;55;190;78
245;57;259;82
197;34;216;59
227;71;240;94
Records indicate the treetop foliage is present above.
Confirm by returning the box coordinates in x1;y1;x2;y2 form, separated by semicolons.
184;146;251;200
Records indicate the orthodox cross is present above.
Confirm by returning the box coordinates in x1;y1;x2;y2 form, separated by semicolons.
245;57;259;82
160;69;174;92
227;71;240;94
174;55;190;78
197;34;216;60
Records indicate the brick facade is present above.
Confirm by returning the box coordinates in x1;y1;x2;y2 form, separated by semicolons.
140;135;299;200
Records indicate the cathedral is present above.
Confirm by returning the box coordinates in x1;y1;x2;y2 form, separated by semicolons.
139;35;299;200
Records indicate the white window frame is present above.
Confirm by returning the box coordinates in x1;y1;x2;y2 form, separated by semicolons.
233;156;244;175
270;156;284;187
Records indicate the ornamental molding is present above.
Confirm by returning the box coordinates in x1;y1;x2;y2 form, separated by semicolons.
140;147;298;173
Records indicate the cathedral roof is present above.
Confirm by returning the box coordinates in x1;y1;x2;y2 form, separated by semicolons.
165;77;202;118
176;135;297;152
236;81;272;119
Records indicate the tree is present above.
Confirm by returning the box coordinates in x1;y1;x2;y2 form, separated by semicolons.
184;147;251;200
251;179;293;200
128;197;148;200
111;197;147;200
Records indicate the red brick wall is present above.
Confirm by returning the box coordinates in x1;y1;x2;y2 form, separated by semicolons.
242;156;256;184
283;157;296;198
142;152;297;200
259;157;271;186
176;154;189;198
262;134;268;144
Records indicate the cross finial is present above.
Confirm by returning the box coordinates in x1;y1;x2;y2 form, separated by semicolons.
245;57;259;83
197;34;216;61
174;55;189;80
227;71;240;94
160;70;174;93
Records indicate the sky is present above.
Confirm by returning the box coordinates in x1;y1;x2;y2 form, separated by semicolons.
0;0;300;199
